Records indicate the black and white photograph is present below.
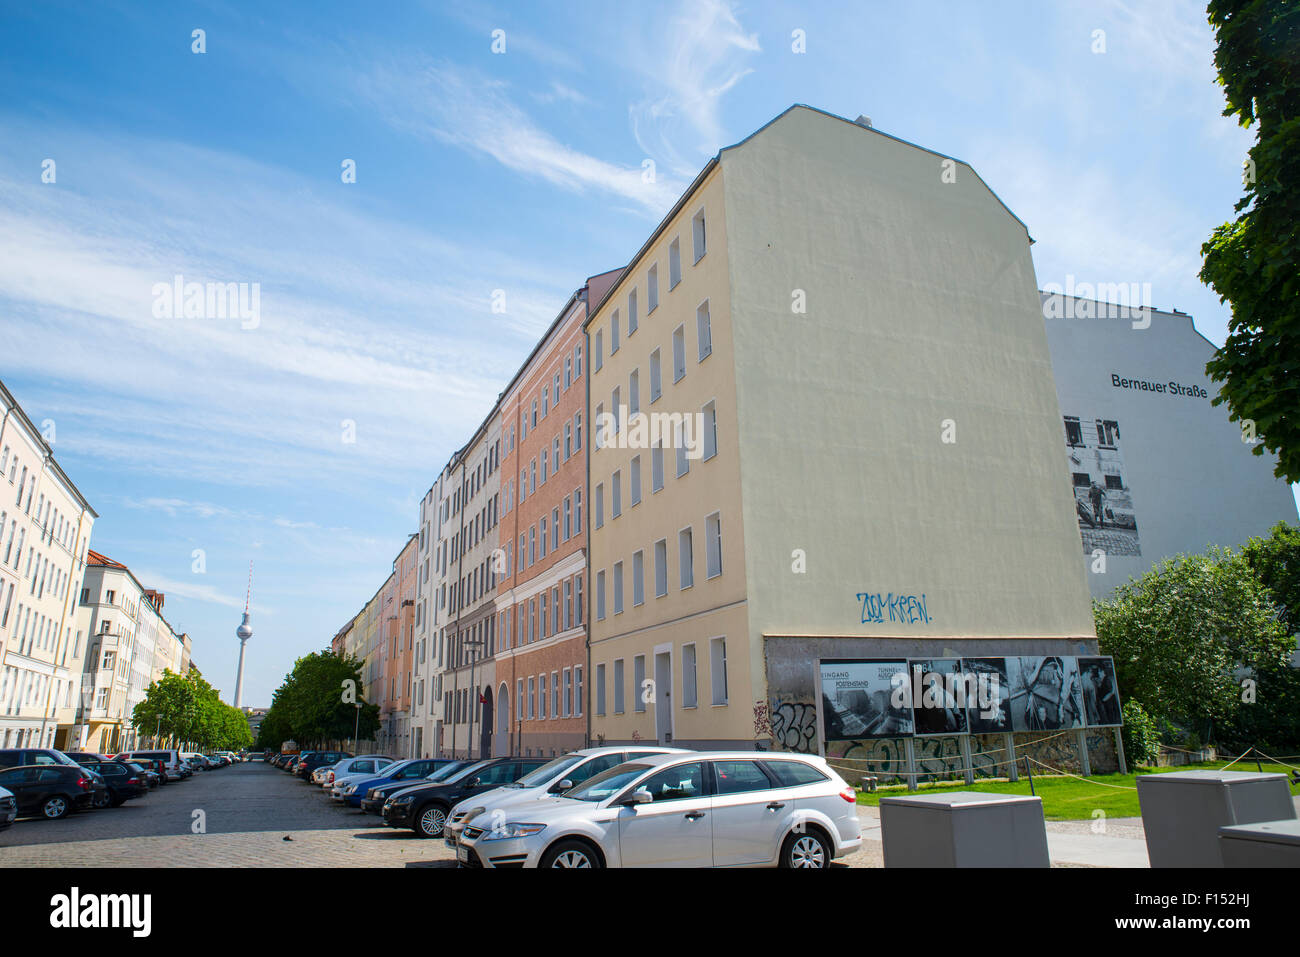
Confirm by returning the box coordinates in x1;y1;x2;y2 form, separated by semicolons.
818;660;913;741
1066;415;1142;558
962;657;1013;734
1078;657;1123;728
1007;656;1085;732
909;658;970;736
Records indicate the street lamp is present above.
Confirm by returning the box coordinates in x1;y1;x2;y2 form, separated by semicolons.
352;701;361;753
464;637;486;760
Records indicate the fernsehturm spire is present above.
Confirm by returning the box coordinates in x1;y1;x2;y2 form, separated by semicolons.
234;562;253;708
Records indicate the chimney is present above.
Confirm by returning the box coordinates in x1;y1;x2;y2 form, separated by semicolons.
854;114;873;128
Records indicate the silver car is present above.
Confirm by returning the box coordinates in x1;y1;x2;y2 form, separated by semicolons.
444;746;687;845
453;751;862;868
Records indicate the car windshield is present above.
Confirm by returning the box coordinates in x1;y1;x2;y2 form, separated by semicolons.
421;762;466;783
438;760;492;785
49;751;79;767
565;763;652;802
511;754;585;788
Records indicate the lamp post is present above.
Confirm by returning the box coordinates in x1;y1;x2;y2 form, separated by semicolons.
465;637;485;760
352;702;361;753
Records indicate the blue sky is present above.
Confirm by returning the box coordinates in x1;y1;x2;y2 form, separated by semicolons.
0;0;1285;707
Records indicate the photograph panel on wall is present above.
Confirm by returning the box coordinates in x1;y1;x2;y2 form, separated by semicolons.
1064;414;1142;558
1077;656;1123;727
1006;656;1084;732
962;657;1012;734
909;658;970;736
818;659;913;741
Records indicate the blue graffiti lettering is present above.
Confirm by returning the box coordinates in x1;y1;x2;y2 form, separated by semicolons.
858;591;930;625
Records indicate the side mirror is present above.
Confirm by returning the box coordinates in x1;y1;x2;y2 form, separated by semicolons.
550;779;575;793
620;789;653;807
468;777;481;787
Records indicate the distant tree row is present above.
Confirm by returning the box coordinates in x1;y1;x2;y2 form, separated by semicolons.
131;668;253;751
254;650;379;751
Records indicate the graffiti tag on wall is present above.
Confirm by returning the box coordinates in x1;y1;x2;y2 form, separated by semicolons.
856;591;931;625
770;700;818;753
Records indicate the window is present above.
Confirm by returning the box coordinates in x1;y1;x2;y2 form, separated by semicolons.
706;513;723;579
596;570;606;621
563;498;572;540
595;663;606;716
594;404;604;449
692;208;706;262
613;659;625;714
574;411;582;451
564;422;572;460
632;550;644;606
1105;474;1124;490
673;326;686;381
553;670;561;718
629;455;642;507
696;301;712;360
574;488;582;534
654;539;668;597
652;444;664;492
702;401;718;460
532;399;538;428
682;643;698;708
676;422;689;478
575;572;583;626
612;387;621;433
647;264;659;312
575;343;583;377
594;483;604;529
679;528;694;589
594;330;603;371
633;655;646;713
764;760;830;787
611;470;621;518
633;762;704;802
552;507;560;550
710;637;727;704
565;356;572;389
628;289;638;335
669;237;681;288
613;561;623;615
611;310;620;354
649;349;662;402
540;674;547;719
575;666;583;717
529;676;536;719
713;761;772;795
629;370;639;416
541;449;548;485
542;386;549;418
517;680;525;720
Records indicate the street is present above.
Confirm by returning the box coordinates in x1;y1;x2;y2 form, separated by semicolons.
0;760;459;867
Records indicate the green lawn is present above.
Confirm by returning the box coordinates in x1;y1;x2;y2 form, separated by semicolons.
854;760;1300;820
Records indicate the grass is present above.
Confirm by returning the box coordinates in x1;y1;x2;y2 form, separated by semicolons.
852;760;1300;820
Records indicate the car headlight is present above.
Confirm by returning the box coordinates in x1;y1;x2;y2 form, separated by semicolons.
482;822;547;841
391;795;414;805
345;786;357;794
461;806;486;822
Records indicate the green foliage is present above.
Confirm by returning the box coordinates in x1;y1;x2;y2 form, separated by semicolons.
1200;0;1300;483
1120;700;1162;766
131;669;252;750
1095;546;1293;738
255;651;379;749
1240;522;1300;636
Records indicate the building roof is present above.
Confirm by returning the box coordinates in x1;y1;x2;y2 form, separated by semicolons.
86;549;128;569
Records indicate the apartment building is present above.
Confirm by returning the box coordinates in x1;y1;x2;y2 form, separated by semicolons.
432;416;505;760
410;475;445;758
1041;293;1298;600
377;534;417;756
585;105;1097;754
0;381;98;750
75;551;185;753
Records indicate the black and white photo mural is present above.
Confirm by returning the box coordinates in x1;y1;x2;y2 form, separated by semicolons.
819;659;914;741
1006;656;1084;732
1064;414;1142;557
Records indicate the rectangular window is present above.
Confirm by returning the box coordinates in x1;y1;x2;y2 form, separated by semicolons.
542;386;549;418
647;264;659;312
679;527;694;589
612;387;621;434
564;422;572;460
702;401;718;460
652;444;664;492
613;561;623;615
563;497;572;540
683;643;698;708
697;301;712;360
595;663;605;716
676;422;689;478
649;349;662;402
692;208;706;262
552;507;560;550
564;579;573;629
611;470;621;518
710;637;727;704
654;539;668;598
575;343;582;377
613;659;625;714
518;679;525;720
594;483;604;529
575;665;583;717
706;513;723;579
633;655;646;713
673;326;685;382
565;356;572;389
574;411;582;451
575;572;584;626
632;550;644;606
669;237;681;288
629;455;642;507
540;674;548;719
594;330;603;372
629;369;639;416
611;310;620;354
628;288;638;335
596;569;606;621
574;488;582;534
594;404;604;450
541;449;548;485
529;676;536;719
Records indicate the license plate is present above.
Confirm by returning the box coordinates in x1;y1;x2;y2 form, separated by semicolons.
457;845;470;863
444;837;457;850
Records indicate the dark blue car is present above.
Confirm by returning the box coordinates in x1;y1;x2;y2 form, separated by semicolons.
332;758;457;807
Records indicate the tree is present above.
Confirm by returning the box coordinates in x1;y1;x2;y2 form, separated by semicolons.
1094;546;1293;740
1240;521;1300;635
256;650;379;749
1200;0;1300;482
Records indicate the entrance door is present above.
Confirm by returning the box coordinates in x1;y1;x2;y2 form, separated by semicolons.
479;685;494;758
654;650;672;744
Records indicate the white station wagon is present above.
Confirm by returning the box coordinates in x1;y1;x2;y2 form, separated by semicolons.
453;751;862;868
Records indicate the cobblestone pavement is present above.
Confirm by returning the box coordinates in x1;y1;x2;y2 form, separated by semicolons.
0;759;458;868
0;759;881;867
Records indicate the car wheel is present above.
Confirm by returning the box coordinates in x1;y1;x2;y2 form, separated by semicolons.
416;804;448;838
42;796;70;820
781;829;831;869
540;840;601;869
93;791;111;809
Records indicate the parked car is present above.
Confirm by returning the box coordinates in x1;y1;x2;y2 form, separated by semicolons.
359;760;472;814
444;746;687;844
0;784;15;829
79;760;150;807
116;750;189;781
452;751;862;868
62;751;111;765
294;750;351;780
323;755;394;791
0;748;110;804
381;757;550;838
334;757;447;807
128;758;163;788
285;751;316;773
0;764;98;819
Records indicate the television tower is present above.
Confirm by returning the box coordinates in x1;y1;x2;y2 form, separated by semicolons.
234;562;253;708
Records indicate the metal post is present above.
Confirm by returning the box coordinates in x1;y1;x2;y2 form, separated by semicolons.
1113;726;1127;774
960;734;975;785
352;702;360;753
1024;756;1035;797
1076;729;1092;776
904;737;918;792
1005;733;1019;782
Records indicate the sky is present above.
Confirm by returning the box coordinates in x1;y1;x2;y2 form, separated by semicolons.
0;0;1288;708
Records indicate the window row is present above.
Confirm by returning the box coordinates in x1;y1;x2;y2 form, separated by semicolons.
594;514;724;619
593;636;728;717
